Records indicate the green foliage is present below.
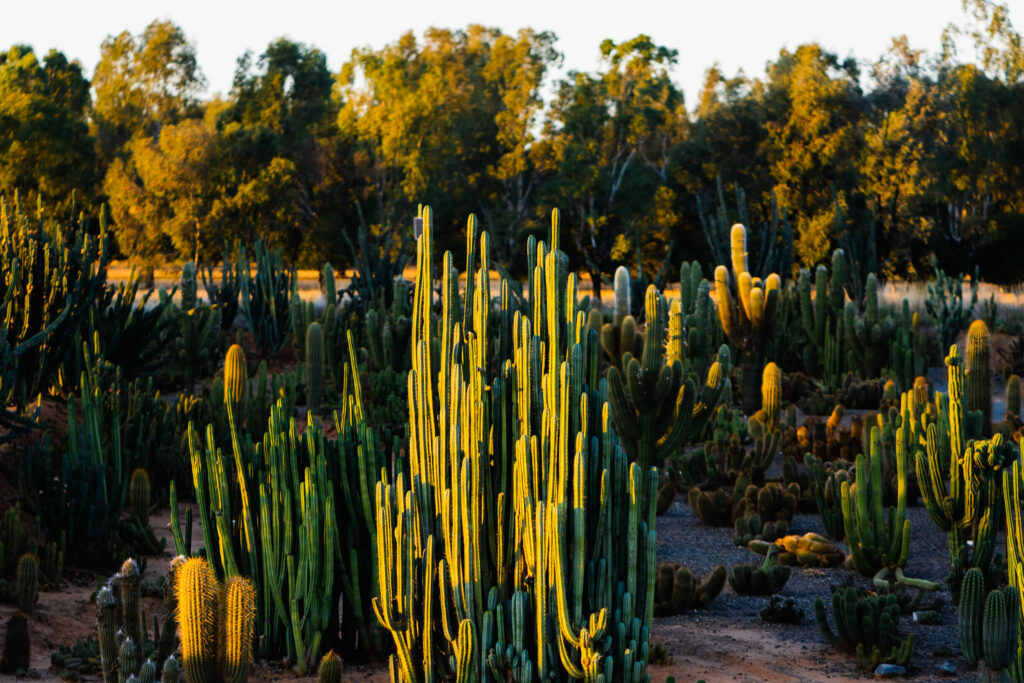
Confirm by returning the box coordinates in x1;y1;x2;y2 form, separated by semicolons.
238;241;295;356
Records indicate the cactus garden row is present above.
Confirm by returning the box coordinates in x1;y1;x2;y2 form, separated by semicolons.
3;198;1024;682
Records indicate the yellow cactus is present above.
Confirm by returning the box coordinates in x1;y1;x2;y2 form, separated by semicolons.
219;576;256;683
177;557;219;683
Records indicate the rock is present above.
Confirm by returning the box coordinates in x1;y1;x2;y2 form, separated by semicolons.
939;661;957;675
874;664;906;678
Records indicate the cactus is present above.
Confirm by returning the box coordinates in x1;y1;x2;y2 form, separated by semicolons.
760;362;782;431
805;455;849;541
317;651;343;683
237;241;295;356
815;587;913;671
958;567;1019;675
15;553;37;615
219;576;255;683
119;638;136;683
120;558;142;670
653;564;726;615
373;207;661;680
0;612;29;673
176;557;218;683
925;257;979;355
139;659;156;683
181;262;197;311
161;656;180;683
1006;374;1022;423
748;533;845;567
223;344;247;420
842;424;939;590
305;322;323;414
713;224;781;414
129;469;151;527
966;319;992;435
728;545;791;596
97;586;119;683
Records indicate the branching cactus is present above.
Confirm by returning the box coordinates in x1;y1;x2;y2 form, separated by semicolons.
607;284;726;480
714;224;781;414
798;249;845;376
374;206;662;681
842;426;939;591
917;345;1007;601
966;319;992;435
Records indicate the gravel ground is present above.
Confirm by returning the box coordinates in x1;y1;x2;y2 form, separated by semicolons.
650;495;984;681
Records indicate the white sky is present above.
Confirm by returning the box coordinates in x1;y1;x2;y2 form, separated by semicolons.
0;0;996;106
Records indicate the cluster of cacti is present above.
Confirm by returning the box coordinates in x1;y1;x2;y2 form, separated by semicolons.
653;563;727;615
728;545;791;596
797;249;846;382
925;257;979;354
815;587;913;670
732;483;798;545
714;224;782;413
200;245;241;331
842;424;938;590
598;266;644;366
96;557;181;683
0;503;63;587
917;345;1008;601
209;343;301;437
805;455;851;541
607;283;726;482
748;532;845;567
957;567;1020;678
238;240;296;356
372;208;661;681
175;557;256;683
0;193;110;403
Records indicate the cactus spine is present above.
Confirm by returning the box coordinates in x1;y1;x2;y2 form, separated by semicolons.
305;321;323;414
966;319;992;434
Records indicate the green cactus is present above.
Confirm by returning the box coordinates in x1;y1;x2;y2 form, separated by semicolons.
139;659;156;683
129;469;150;527
238;241;295;357
958;567;1020;675
119;638;136;683
97;586;118;683
714;224;781;414
815;587;913;671
181;262;197;311
223;344;247;420
120;558;142;670
1006;374;1021;423
966;319;992;435
317;651;343;683
805;455;849;541
728;545;791;596
305;321;324;414
161;656;180;683
760;362;782;431
15;553;37;615
653;564;726;615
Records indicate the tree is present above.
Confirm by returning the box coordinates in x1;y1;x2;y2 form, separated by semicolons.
0;45;96;210
760;44;864;266
93;20;205;166
546;35;686;297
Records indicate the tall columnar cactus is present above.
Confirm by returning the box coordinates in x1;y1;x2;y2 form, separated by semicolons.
223;344;247;419
15;553;37;615
842;425;939;590
219;576;255;683
798;249;845;377
958;567;1019;676
305;322;324;414
177;557;219;683
181;262;197;311
374;206;661;681
966;319;992;435
760;362;782;431
1006;374;1022;422
97;586;119;683
613;265;631;324
714;224;781;414
129;469;150;527
917;345;1006;600
607;284;725;479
